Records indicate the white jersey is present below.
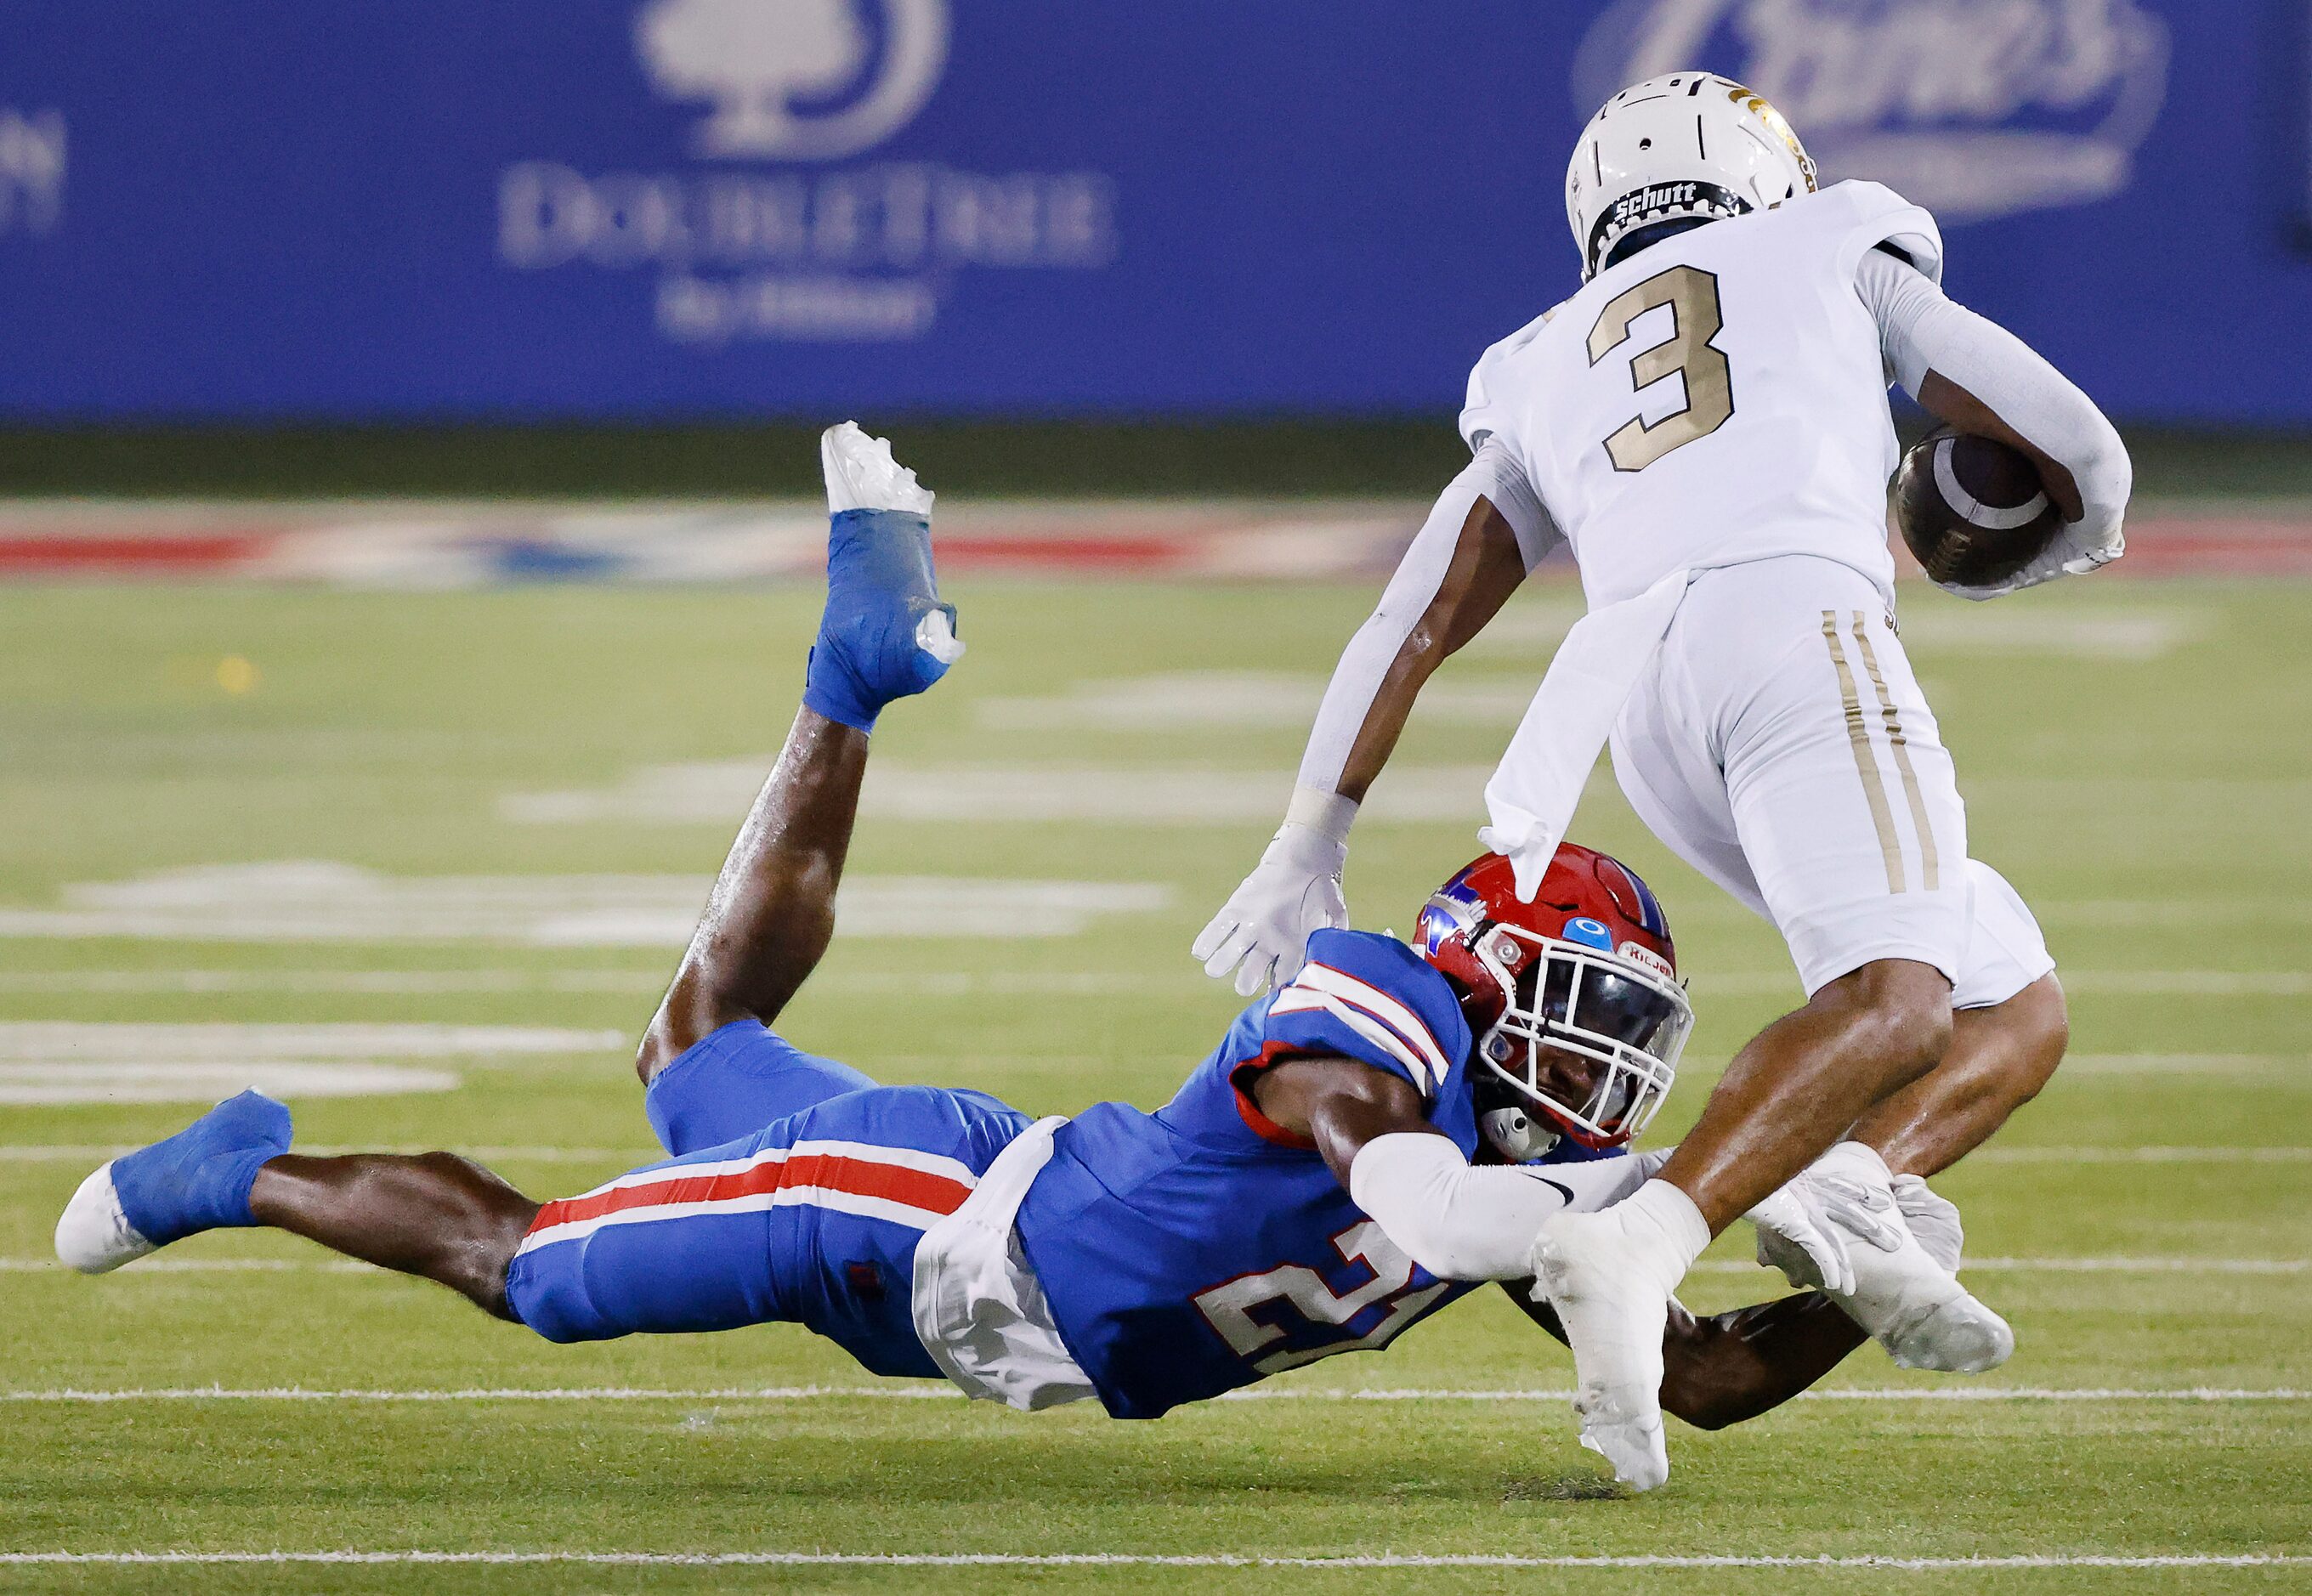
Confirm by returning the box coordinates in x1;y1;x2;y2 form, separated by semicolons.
1461;181;1943;608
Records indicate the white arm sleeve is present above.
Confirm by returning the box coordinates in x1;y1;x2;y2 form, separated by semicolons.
1295;439;1559;793
1347;1132;1663;1282
1856;247;2132;555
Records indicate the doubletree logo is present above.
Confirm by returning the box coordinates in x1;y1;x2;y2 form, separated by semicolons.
635;0;950;161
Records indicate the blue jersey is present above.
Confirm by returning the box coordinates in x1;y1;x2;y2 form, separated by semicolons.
1017;929;1492;1419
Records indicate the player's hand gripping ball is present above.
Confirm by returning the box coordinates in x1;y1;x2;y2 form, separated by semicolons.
1893;431;2062;590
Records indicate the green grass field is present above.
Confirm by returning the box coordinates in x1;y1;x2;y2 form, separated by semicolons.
0;570;2305;1592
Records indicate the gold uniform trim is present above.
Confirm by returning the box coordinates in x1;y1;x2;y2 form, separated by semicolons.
1849;611;1940;892
1822;609;1905;894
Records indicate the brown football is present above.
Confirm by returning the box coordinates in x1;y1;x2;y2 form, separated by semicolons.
1893;431;2061;588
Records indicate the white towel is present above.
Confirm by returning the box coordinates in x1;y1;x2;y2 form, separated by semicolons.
1480;567;1693;901
910;1116;1096;1412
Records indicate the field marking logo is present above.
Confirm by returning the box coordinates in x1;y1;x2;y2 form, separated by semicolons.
636;0;949;161
1573;0;2170;222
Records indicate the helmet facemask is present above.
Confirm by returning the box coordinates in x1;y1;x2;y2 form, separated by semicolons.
1467;925;1692;1152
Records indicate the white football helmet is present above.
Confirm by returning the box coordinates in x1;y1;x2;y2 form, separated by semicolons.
1566;72;1818;280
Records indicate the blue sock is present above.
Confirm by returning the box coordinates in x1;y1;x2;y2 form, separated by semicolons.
110;1089;293;1247
803;508;958;733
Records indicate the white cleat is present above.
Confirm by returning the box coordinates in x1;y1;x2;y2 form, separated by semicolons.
1529;1210;1675;1492
821;421;936;517
54;1162;156;1275
1807;1143;2013;1374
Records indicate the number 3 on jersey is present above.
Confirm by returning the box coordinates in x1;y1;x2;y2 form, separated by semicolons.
1587;264;1733;473
1192;1221;1450;1375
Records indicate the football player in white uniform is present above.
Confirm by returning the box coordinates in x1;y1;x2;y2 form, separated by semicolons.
1197;74;2130;1491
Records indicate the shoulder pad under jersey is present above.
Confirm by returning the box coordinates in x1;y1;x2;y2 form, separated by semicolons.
1261;929;1471;1102
1808;178;1945;286
1460;303;1565;452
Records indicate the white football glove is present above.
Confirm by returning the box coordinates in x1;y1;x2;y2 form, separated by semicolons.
1193;818;1349;997
1892;1172;1965;1273
1939;512;2124;601
1744;1179;1862;1297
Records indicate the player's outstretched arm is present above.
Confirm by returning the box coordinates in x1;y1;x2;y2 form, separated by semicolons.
1195;446;1548;996
1249;1056;1875;1421
1253;1056;1635;1282
1502;1283;1867;1430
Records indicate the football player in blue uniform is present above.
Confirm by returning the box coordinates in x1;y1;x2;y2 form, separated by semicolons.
58;427;1955;1474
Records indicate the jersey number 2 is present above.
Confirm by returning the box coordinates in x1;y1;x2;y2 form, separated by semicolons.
1587;264;1732;473
1192;1221;1449;1375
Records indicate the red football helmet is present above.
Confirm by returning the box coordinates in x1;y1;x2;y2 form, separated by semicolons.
1415;843;1692;1160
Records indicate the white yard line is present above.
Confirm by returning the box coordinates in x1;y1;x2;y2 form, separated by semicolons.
0;867;1173;944
0;1144;636;1163
1;969;2302;1001
2059;971;2312;997
0;968;1171;997
0;1021;633;1104
1686;1256;2308;1276
0;1552;2304;1570
0;1022;624;1060
0;969;671;995
2053;1056;2309;1077
505;762;1504;828
6;1253;2300;1277
0;1258;380;1273
3;1385;2303;1404
1969;1144;2312;1161
8;1142;2303;1170
1692;973;2312;998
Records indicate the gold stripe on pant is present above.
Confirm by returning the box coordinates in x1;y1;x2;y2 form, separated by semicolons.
1822;609;1906;893
1849;610;1940;892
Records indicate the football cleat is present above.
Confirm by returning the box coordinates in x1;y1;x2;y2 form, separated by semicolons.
1527;1181;1708;1494
802;422;964;733
54;1089;292;1274
1533;1220;1671;1491
1802;1143;2013;1373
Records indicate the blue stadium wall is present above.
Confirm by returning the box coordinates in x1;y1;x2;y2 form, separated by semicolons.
0;1;2303;423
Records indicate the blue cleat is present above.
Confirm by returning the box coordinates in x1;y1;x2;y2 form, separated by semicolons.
802;422;965;733
54;1089;292;1274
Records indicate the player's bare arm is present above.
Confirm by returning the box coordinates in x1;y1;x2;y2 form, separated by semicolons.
1917;372;2083;522
1861;244;2132;595
1504;1285;1868;1431
1333;495;1527;805
1194;459;1543;995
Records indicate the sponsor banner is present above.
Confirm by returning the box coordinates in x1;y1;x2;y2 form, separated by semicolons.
0;501;2301;585
0;3;2301;422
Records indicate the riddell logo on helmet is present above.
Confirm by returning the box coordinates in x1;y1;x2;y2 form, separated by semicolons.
1618;941;1675;981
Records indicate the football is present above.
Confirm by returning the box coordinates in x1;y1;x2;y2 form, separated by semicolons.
1893;431;2062;588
